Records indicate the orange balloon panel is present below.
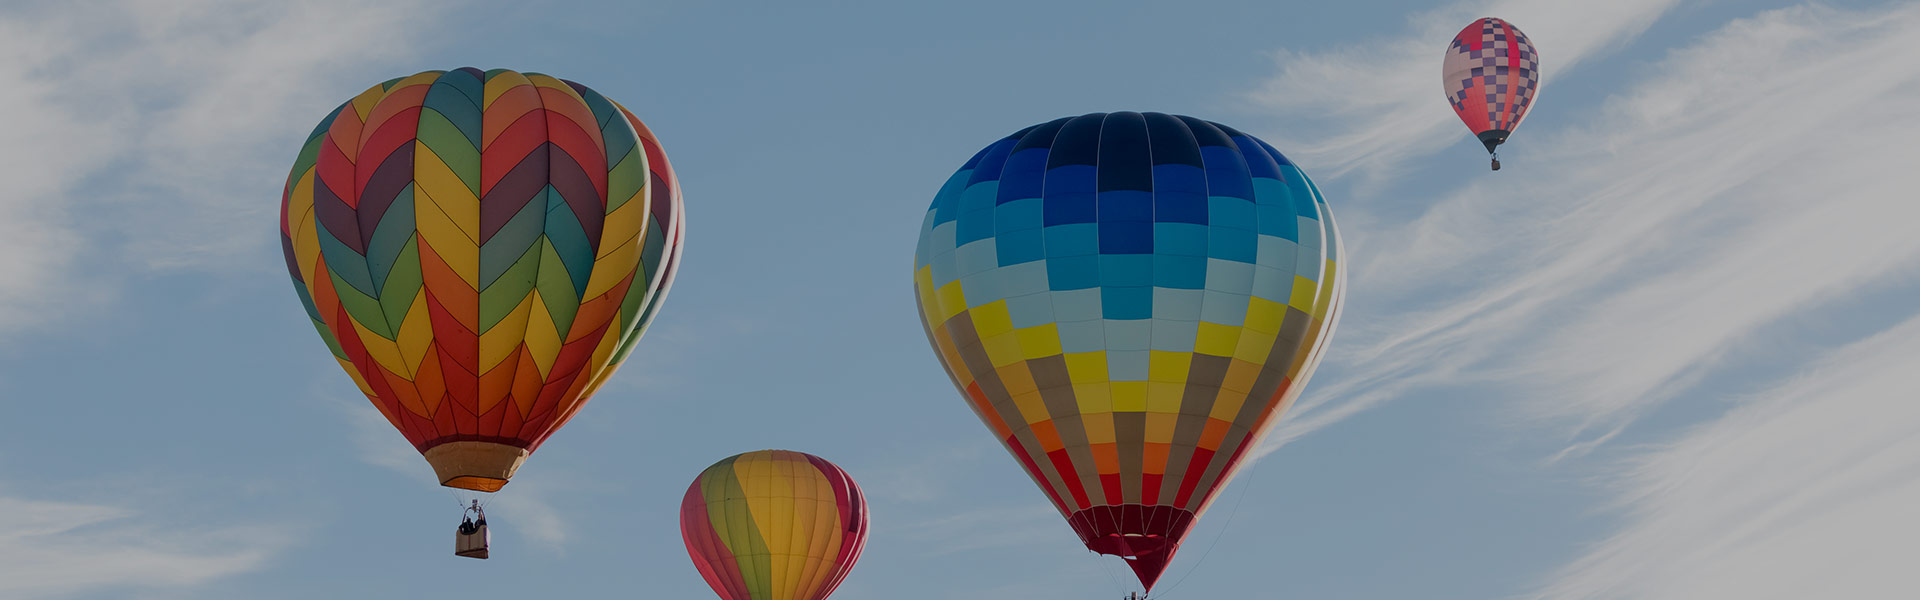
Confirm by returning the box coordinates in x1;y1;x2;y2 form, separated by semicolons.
277;68;684;491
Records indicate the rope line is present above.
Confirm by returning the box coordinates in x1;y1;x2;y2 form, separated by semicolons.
1146;465;1261;599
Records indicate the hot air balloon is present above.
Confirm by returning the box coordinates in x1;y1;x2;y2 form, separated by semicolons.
912;113;1345;593
1443;17;1540;170
681;450;869;600
278;68;685;541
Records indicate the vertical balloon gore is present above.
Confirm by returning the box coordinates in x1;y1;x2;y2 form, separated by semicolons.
912;113;1346;590
278;68;685;490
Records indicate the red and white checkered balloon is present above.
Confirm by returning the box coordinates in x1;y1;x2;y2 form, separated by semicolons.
1443;17;1540;159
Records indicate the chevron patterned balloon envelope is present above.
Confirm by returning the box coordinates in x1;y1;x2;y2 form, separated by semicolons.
912;112;1345;590
278;68;685;492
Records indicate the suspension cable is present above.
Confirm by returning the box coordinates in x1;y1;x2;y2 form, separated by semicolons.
1145;464;1261;599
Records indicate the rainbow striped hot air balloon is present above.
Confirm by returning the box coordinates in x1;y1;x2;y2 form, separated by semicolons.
912;112;1344;591
681;450;869;600
279;68;685;493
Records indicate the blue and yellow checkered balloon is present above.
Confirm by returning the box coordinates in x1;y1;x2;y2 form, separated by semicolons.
911;112;1345;590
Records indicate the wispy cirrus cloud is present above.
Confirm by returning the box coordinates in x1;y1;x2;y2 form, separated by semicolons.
0;0;438;336
0;1;446;594
0;495;291;598
0;9;106;335
1524;8;1920;597
1245;2;1920;596
1247;0;1682;177
1258;1;1920;459
1535;308;1920;600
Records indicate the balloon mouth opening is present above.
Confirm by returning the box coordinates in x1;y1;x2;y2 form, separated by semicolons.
1068;505;1196;590
1088;533;1171;557
1091;533;1180;591
442;476;508;492
423;441;530;491
1477;129;1511;154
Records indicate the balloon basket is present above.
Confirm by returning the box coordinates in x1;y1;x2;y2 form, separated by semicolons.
456;522;490;559
456;501;490;559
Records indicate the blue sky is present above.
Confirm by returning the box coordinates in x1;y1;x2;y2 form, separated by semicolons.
2;0;1917;598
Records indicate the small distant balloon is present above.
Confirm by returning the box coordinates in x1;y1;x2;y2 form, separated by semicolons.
681;450;869;600
1442;17;1540;170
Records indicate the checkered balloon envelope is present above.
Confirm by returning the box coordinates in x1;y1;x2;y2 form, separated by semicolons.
1443;17;1542;169
911;112;1346;592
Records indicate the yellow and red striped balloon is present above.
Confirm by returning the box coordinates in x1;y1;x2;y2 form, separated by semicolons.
680;450;869;600
278;68;684;492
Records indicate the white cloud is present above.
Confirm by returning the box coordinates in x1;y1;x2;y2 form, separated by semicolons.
1497;10;1920;597
339;395;579;554
0;3;447;592
0;0;437;335
105;1;443;269
1237;2;1920;596
0;12;104;335
339;394;578;550
1247;0;1681;178
1257;2;1920;460
1535;308;1920;600
0;495;289;598
340;396;434;479
488;486;575;553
